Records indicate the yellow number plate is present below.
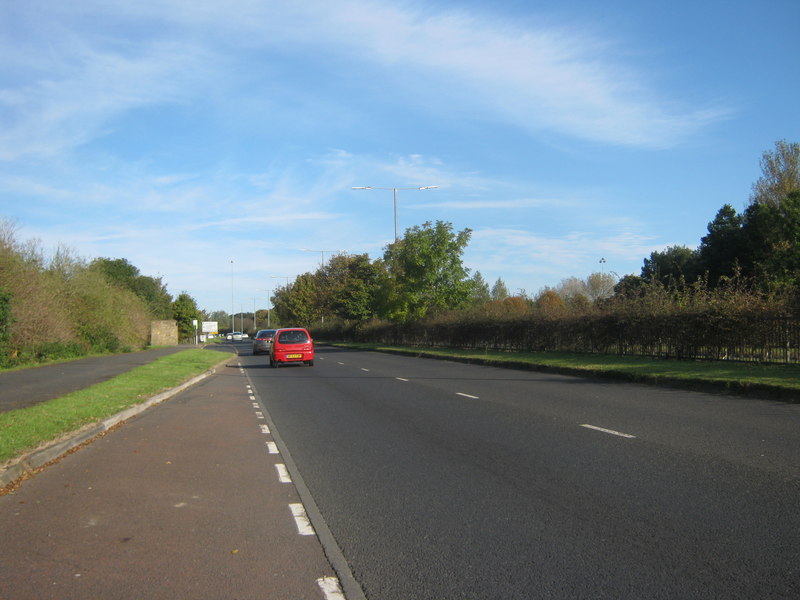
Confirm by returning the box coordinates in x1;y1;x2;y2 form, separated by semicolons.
286;353;303;359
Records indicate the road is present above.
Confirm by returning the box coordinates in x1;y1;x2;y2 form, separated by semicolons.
243;345;800;599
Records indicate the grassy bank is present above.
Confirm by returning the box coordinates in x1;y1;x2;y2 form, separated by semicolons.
325;342;800;400
0;349;229;464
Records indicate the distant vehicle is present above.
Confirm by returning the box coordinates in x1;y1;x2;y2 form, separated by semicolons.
228;331;243;341
225;333;233;341
252;329;277;355
269;328;314;367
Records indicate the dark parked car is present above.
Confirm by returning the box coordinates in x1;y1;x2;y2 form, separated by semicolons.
252;329;277;355
269;328;314;367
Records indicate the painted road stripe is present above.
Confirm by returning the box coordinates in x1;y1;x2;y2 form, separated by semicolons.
361;368;370;372
317;576;346;600
580;424;636;439
289;503;316;536
255;411;265;419
396;377;409;382
260;424;271;434
276;464;292;483
266;441;279;454
456;392;479;399
251;402;259;408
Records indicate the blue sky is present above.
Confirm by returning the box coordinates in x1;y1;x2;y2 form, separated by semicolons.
2;0;798;314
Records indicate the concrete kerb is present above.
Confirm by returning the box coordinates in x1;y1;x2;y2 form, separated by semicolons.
0;355;233;489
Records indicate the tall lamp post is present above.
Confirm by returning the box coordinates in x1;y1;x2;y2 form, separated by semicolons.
229;260;235;334
300;248;344;269
352;185;438;241
257;288;272;327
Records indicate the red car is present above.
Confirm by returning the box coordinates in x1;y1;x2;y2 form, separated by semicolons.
269;328;314;367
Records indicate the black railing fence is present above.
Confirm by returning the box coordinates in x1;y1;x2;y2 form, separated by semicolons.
324;312;800;364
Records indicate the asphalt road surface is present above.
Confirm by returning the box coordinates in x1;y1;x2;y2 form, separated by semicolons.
242;345;800;600
0;346;210;413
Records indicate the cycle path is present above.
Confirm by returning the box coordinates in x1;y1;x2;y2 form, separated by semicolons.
0;354;347;600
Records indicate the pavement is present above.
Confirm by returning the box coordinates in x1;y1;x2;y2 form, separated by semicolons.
0;345;351;600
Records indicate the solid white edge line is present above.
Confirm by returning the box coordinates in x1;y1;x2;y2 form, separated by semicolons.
276;463;292;483
580;424;636;439
456;392;479;399
289;503;316;535
317;576;346;600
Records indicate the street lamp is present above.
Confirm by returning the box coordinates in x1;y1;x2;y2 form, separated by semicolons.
352;185;438;241
257;288;272;327
230;260;235;334
300;248;345;269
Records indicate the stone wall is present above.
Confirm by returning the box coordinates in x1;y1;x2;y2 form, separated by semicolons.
150;320;178;346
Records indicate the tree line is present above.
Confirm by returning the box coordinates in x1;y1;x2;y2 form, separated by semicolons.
275;140;799;356
0;221;202;367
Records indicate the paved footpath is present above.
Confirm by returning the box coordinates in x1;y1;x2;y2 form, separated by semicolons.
0;356;346;600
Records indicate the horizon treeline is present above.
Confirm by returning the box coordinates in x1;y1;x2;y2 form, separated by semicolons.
273;140;799;330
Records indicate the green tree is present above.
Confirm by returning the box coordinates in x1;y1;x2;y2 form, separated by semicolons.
697;204;745;285
272;274;320;326
318;253;384;322
490;277;509;301
381;221;474;322
172;292;200;342
91;257;172;319
749;139;800;208
641;245;700;288
742;190;800;287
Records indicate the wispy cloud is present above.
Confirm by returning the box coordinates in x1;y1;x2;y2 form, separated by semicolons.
0;0;729;163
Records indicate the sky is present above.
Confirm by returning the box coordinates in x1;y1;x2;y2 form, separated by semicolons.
2;0;798;315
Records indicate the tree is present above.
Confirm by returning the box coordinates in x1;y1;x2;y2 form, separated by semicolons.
318;253;384;322
749;139;800;208
272;274;320;326
586;272;616;302
490;278;509;301
641;245;700;288
172;292;200;342
466;271;491;307
91;257;172;319
697;204;745;285
742;191;800;287
381;221;474;322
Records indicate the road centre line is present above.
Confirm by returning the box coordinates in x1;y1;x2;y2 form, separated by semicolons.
456;392;479;399
361;368;370;372
396;377;409;382
289;503;316;536
580;424;636;439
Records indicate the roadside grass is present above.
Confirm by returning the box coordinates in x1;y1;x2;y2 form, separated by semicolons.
324;342;800;399
0;349;229;464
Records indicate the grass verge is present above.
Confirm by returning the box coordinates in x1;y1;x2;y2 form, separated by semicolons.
324;342;800;401
0;349;229;464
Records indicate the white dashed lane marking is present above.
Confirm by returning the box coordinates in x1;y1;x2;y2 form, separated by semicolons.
580;424;636;439
276;464;292;483
456;392;479;399
317;576;346;600
266;441;279;454
289;503;316;536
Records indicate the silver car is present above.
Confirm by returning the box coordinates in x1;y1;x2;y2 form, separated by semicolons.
252;329;277;354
